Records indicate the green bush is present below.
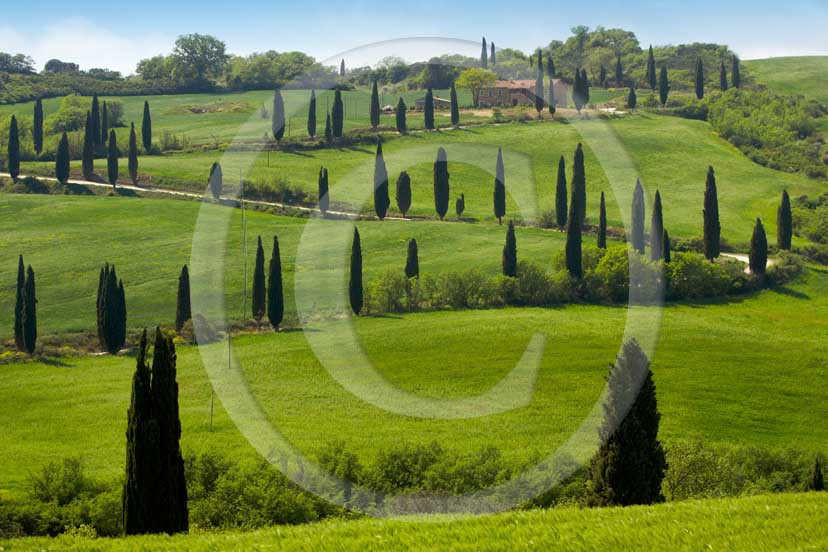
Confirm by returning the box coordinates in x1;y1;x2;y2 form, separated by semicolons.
666;252;734;300
45;95;87;134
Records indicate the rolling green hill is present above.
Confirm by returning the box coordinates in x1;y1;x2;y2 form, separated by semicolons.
745;56;828;103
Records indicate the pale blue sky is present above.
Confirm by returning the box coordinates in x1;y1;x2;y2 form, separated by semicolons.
1;0;826;73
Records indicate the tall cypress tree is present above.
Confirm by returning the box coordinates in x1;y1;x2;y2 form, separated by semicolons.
490;42;496;66
502;221;517;277
587;339;666;507
646;45;657;91
396;171;411;217
14;255;24;350
450;82;460;126
433;147;449;219
581;69;590;105
631;179;646;255
251;236;266;321
573;69;584;113
325;113;333;144
405;238;419;279
128;123;139;184
349;228;363;315
272;89;286;141
424;87;435;130
548;77;556;114
555;156;568;228
650;190;664;261
396;97;407;133
267;236;284;331
615;56;624;87
307;90;317;138
107;130;119;188
332;90;344;138
318;166;329;216
373;141;389;220
481;37;488;69
777;190;792;250
750;218;768;276
599;64;607;88
175;265;191;332
8;115;20;181
100;264;127;354
97;265;107;343
209;162;222;199
91;94;101;146
695;58;705;100
142;101;152;153
659;66;670;107
82;112;94;179
123;330;153;535
703;166;721;261
598;191;607;249
628;87;637;110
572;143;587;225
56;132;70;184
663;229;671;263
534;53;545;115
101;101;109;144
21;265;37;354
370;81;380;129
565;190;583;279
340;59;345;77
719;61;729;91
547;53;556;79
33;99;44;156
732;55;741;89
494;148;506;224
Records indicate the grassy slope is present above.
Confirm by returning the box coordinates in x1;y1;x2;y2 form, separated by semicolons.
745;56;828;103
3;493;827;551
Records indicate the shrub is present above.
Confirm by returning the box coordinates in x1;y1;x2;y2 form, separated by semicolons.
666;252;733;300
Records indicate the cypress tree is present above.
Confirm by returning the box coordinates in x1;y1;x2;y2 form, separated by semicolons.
646;45;657;91
587;340;666;507
659;66;670;107
599;64;607;88
749;218;768;276
433;147;449;219
732;55;741;89
318;166;329;216
720;61;728;91
21;265;37;354
405;238;419;279
82;112;94;179
307;90;317;138
548;77;556;115
615;56;624;87
8;115;20;181
810;457;825;491
128;123;139;184
340;59;345;77
209;162;222;199
581;69;590;105
455;193;465;218
598;191;607;249
481;37;488;69
175;265;191;332
494;147;506;224
101;101;109;144
373;141;389;220
107;130;119;188
272;89;286;141
123;330;153;535
502;221;517;277
251;236;266;321
424;87;435;130
555;156;568;228
565;191;582;279
91;94;101;146
663;229;671;263
396;171;411;217
628;87;637;110
695;58;705;100
650;190;664;261
267;235;284;331
142;101;152;153
534;53;545;115
547;53;556;79
703;166;721;261
572;143;587;225
33;99;43;156
450;82;460;126
97;265;107;343
573;69;584;113
332;90;344;138
349;228;363;315
631;179;646;255
325;113;333;144
370;81;380;129
777;190;792;250
396;97;407;133
14;255;24;350
55;132;70;184
100;264;127;354
490;42;496;66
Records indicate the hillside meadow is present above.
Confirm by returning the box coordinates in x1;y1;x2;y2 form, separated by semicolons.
745;56;828;103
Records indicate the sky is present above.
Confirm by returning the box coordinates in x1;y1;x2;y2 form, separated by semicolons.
1;0;827;74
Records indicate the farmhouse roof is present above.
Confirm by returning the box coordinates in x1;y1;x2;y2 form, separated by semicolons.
495;79;564;89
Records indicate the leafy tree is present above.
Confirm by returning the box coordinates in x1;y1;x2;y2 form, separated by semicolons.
749;218;768;276
272;89;285;141
703;166;721;261
90;94;101;145
572;143;587;225
631;179;646;254
209;162;222;199
82;112;94;179
450;82;460;126
627;87;637;110
502;221;517;277
777;190;792;250
169;33;229;89
424;87;435;130
55;132;70;184
615;56;623;87
268;236;284;331
565;192;582;279
128;123;139;184
810;457;825;491
494;148;506;224
456;68;497;108
433;147;450;219
663;229;671;263
659;66;670;107
141;101;152;152
332;90;344;137
405;238;419;279
252;236;266;321
534;54;545;115
107;130;118;188
646;45;657;91
481;37;488;69
732;55;741;88
101;101;109;144
33;99;43;156
373;141;390;220
586;340;666;507
695;58;705;100
175;265;191;332
554;156;568;228
7;115;19;180
318;166;329;216
307;90;317;138
650;190;664;261
14;255;24;350
598;191;607;249
396;171;411;217
455;193;465;218
396;97;407;133
349;228;363;315
324;113;333;144
719;61;728;91
21;265;36;354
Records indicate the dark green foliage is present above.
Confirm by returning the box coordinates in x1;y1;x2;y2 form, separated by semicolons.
598;192;607;249
324;113;333;144
332;90;344;138
502;221;517;277
777;190;792;250
565;191;582;279
548;78;556;114
21;265;37;354
433;147;449;219
128;123;138;184
627;87;637;109
615;56;623;87
663;229;671;263
720;61;728;91
491;42;496;66
175;265;191;332
340;59;345;77
251;236;266;321
646;45;657;91
650;190;664;261
450;82;460;126
272;89;285;141
33;99;44;156
107;130;118;188
101;101;109;145
631;179;646;254
396;97;407;133
493;148;506;224
98;264;127;354
7;115;20;180
810;457;825;491
534;54;544;114
587;340;666;507
555;156;568;228
581;68;590;105
349;228;363;315
481;37;488;69
732;55;741;89
703;166;721;261
369;81;380;129
141;101;152;152
395;171;411;217
55;132;70;184
90;94;101;145
123;330;153;535
82;112;94;179
14;255;24;350
208;162;222;199
659;66;670;107
307;90;317;138
749;218;768;276
405;238;419;279
572;143;586;225
373;141;389;220
695;58;705;100
267;236;284;331
455;193;465;218
317;166;329;215
424;87;435;130
599;64;607;88
96;266;106;343
546;53;555;78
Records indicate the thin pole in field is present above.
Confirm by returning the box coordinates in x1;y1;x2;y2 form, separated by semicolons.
241;168;247;321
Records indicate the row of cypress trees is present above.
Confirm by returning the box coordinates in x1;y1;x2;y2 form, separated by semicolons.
13;255;37;354
250;235;285;330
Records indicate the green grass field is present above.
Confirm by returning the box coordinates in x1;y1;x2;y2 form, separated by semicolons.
745;56;828;103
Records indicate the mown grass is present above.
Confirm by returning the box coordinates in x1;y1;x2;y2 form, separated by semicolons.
745;56;828;103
